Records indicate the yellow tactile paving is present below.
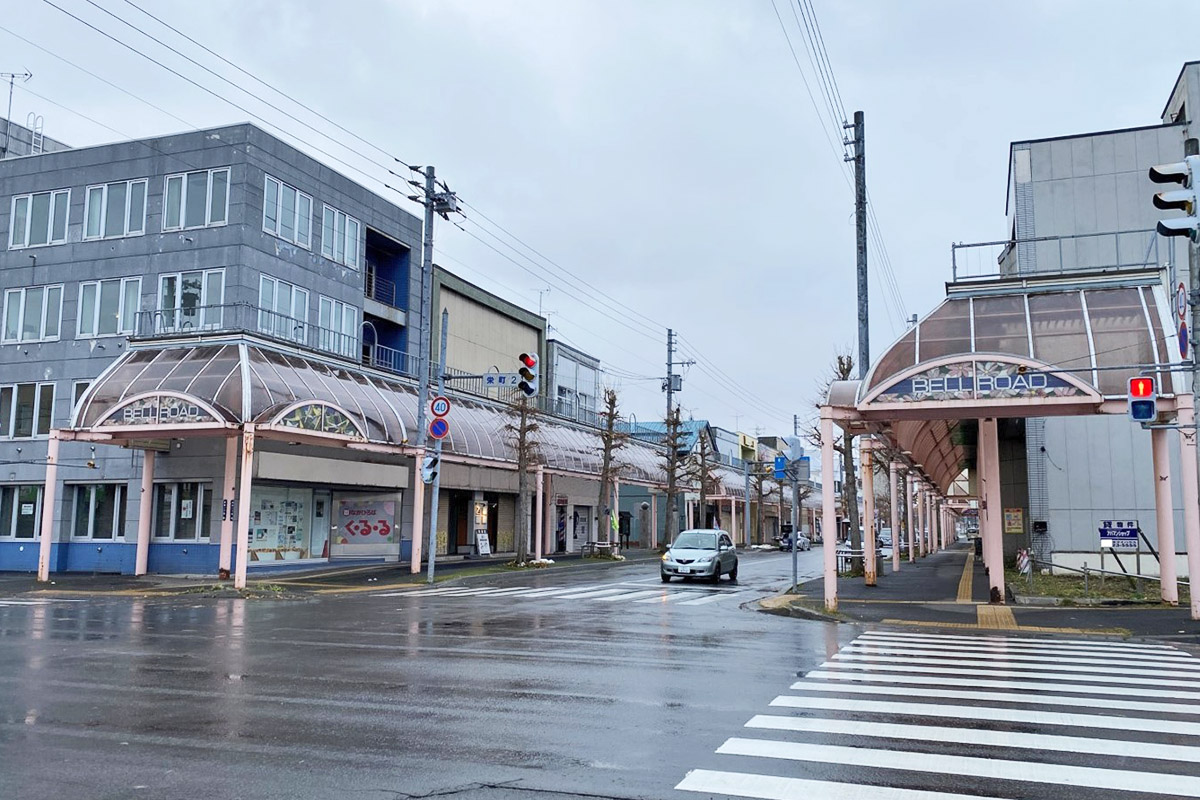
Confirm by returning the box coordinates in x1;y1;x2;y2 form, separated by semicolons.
977;604;1019;630
956;552;974;603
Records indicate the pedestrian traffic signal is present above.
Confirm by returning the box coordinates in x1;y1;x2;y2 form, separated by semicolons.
421;452;439;484
1149;157;1200;240
1127;376;1157;423
517;352;538;396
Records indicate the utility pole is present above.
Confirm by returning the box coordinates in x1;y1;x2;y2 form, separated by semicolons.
414;166;438;451
845;111;868;379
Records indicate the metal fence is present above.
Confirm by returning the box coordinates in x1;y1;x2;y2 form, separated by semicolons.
951;228;1162;282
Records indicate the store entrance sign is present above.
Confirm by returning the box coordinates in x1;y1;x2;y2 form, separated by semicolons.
338;500;397;544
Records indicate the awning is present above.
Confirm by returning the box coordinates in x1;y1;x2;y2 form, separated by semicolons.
72;339;666;484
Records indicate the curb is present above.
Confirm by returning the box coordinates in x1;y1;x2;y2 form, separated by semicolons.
757;594;842;623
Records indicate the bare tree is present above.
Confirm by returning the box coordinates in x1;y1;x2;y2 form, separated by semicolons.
505;395;541;563
806;351;860;556
596;387;629;544
661;407;685;546
686;425;720;528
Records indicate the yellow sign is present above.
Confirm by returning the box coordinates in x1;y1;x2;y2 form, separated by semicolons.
1003;508;1024;534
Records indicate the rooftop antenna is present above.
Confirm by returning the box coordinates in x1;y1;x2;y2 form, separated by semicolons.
1;70;33;159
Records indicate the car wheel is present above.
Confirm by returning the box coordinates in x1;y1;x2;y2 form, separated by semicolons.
661;573;671;583
710;565;722;584
729;562;738;583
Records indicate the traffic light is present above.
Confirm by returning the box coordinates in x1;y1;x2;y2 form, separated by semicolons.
1127;376;1157;423
517;352;538;396
1149;156;1200;239
421;452;439;485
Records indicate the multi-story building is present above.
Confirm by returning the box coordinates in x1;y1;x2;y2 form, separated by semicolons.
0;119;423;572
0;118;673;577
545;339;599;426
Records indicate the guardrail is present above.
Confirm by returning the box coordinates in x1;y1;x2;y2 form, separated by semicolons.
951;228;1160;282
1028;555;1187;596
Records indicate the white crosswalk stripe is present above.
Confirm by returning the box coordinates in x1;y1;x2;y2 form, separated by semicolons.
0;598;87;606
676;629;1200;799
373;582;749;609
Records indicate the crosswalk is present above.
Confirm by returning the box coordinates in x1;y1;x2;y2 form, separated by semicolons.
676;629;1200;799
373;581;750;608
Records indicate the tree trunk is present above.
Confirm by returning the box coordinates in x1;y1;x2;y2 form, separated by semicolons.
841;432;861;567
516;466;529;563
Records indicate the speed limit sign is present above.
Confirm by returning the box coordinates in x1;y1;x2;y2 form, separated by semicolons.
430;396;451;417
1178;282;1188;321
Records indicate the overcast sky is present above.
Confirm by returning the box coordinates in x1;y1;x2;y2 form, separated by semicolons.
6;0;1198;442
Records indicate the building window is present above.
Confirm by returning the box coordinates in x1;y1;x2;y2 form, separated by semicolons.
2;284;63;343
72;381;90;422
78;277;140;338
0;383;55;438
259;275;309;343
84;179;147;239
321;205;361;269
70;484;126;540
10;189;70;248
156;268;224;332
153;482;212;540
163;167;229;230
263;175;312;247
318;296;358;358
0;485;42;538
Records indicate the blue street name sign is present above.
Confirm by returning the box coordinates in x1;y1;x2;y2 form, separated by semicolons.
1098;519;1139;551
773;455;787;480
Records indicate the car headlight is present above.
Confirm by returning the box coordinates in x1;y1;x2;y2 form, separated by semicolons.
661;553;670;562
698;556;714;564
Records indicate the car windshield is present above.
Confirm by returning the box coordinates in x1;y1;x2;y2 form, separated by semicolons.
673;532;717;550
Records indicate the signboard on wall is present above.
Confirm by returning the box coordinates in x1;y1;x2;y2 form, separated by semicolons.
877;360;1089;403
337;500;397;544
100;394;217;427
1099;519;1139;551
1003;508;1024;534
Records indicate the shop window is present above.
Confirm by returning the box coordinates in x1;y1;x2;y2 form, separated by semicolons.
70;484;126;539
0;485;42;538
152;482;212;540
249;487;313;561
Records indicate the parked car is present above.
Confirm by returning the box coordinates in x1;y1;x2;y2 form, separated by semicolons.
661;529;738;583
774;532;811;551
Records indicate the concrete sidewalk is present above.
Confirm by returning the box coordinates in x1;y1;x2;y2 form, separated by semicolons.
778;543;1200;643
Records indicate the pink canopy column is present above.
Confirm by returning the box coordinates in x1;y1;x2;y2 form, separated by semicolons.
821;413;838;612
1151;428;1178;605
980;417;1005;603
889;461;901;573
861;438;877;586
1177;401;1200;620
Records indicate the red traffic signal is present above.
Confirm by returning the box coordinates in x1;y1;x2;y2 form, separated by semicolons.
517;352;539;397
1128;376;1155;398
519;353;537;369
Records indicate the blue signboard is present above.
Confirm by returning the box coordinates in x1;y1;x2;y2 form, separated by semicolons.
773;455;787;480
1098;519;1139;551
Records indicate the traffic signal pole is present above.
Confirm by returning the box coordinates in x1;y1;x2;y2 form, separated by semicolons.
846;111;868;380
426;309;449;584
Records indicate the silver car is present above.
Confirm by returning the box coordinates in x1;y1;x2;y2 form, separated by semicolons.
661;529;738;583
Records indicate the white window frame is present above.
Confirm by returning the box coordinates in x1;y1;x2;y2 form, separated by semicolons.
69;484;127;540
151;481;212;541
9;189;70;249
77;277;141;338
162;167;230;231
83;179;148;240
0;382;55;439
2;284;64;343
321;204;361;269
0;484;43;539
262;175;312;248
155;268;225;332
259;275;310;344
318;295;359;358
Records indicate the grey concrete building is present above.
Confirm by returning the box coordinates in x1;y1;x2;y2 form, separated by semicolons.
0;119;424;573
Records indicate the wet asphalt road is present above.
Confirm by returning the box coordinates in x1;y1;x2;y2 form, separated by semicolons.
0;549;845;800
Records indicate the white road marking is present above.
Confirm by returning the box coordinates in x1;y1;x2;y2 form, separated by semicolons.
860;630;1175;651
678;591;748;606
634;591;700;604
790;679;1200;717
831;652;1200;681
592;590;668;602
845;642;1200;671
804;668;1200;702
675;769;1015;800
539;587;640;600
715;737;1200;797
747;713;1200;762
852;635;1195;661
768;694;1200;737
